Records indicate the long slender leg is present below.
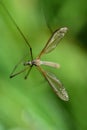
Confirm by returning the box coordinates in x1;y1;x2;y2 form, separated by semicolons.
30;47;33;61
9;53;29;78
24;65;33;79
42;3;53;33
0;2;33;60
10;67;29;78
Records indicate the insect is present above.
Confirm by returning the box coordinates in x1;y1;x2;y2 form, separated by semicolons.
1;2;69;101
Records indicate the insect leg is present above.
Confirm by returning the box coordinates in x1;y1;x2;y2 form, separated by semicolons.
10;67;29;78
0;2;33;60
24;65;33;79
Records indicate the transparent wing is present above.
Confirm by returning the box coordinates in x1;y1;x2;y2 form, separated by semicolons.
38;27;68;58
37;66;69;101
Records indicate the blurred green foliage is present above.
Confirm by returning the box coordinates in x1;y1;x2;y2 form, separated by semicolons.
0;0;87;130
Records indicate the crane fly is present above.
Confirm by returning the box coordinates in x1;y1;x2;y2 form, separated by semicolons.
1;2;69;101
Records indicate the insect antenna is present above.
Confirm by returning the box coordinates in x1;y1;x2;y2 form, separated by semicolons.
0;2;33;60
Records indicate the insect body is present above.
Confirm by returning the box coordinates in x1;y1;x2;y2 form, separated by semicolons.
1;2;69;101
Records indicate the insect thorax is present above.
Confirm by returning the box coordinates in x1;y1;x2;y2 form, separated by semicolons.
23;59;41;66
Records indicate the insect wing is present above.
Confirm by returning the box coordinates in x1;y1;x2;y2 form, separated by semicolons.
39;67;69;101
45;71;69;101
38;27;68;58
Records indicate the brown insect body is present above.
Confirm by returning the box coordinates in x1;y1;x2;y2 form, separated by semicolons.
1;2;69;101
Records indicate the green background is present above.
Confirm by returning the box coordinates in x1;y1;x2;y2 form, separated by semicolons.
0;0;87;130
